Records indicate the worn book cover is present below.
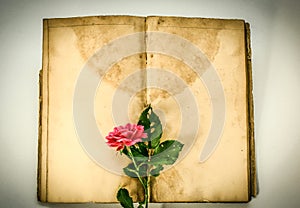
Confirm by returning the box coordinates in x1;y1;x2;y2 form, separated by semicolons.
38;15;256;203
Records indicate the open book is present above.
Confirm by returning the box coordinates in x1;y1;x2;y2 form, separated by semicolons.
38;16;256;203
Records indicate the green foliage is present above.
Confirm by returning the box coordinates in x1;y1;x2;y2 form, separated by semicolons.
118;106;184;208
151;140;184;166
136;142;148;156
123;106;185;178
117;188;134;208
149;164;164;177
123;140;184;178
123;163;138;178
137;105;151;130
123;162;148;178
122;145;148;163
138;105;162;149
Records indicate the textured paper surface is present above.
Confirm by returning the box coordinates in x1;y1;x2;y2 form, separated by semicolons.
39;16;146;203
38;15;255;203
146;17;249;202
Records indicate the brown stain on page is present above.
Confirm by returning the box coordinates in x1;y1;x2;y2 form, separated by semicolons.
151;167;184;202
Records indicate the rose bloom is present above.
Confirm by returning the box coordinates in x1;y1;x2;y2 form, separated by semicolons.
105;123;148;151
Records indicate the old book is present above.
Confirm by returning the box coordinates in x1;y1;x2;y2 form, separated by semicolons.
38;15;256;203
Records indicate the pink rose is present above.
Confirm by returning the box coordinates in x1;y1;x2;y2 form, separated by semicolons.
105;123;148;151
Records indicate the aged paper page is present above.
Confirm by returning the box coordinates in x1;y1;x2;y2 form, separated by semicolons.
39;16;147;202
145;16;250;202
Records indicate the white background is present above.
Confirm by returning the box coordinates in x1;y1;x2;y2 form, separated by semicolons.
0;0;299;207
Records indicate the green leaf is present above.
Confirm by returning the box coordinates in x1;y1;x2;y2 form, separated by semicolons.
123;162;148;177
138;105;162;149
137;205;144;208
148;110;162;148
137;105;151;130
150;140;184;166
117;188;134;208
121;146;148;167
122;145;148;162
150;164;164;177
130;145;148;157
136;142;148;157
123;163;138;178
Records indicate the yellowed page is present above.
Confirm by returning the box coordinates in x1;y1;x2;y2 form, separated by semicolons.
145;16;250;202
39;16;146;202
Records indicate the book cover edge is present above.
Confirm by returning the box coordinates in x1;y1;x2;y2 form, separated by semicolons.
37;15;256;203
245;22;257;198
37;19;49;203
